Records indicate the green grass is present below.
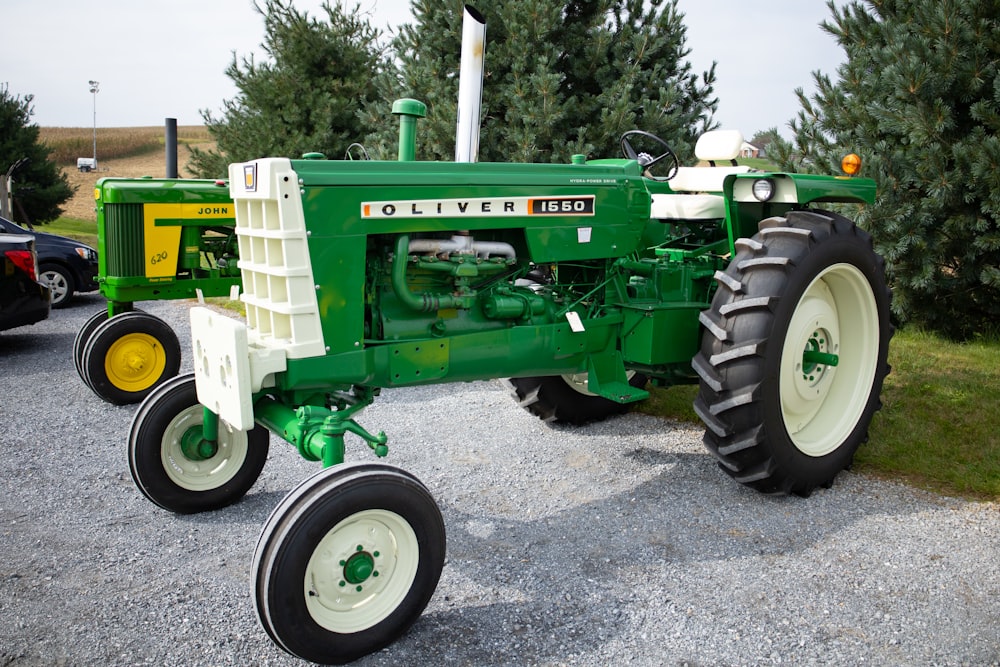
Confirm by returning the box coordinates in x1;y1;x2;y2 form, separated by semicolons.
861;329;1000;499
203;296;246;316
38;217;99;248
635;383;699;424
634;328;1000;500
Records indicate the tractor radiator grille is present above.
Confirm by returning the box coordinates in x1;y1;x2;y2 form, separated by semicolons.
103;203;145;277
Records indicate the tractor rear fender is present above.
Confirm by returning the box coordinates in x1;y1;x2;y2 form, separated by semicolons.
721;172;876;254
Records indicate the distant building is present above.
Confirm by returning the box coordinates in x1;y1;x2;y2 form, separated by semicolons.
740;142;759;158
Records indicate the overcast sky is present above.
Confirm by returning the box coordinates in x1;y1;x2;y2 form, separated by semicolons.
3;0;845;141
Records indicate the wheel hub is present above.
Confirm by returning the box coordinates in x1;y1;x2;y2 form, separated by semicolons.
802;333;839;374
311;534;388;601
342;547;379;588
162;405;248;491
800;329;838;383
125;351;146;371
42;273;68;300
179;426;219;461
105;333;166;391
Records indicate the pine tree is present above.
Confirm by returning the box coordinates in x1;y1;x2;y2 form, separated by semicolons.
189;0;391;178
363;0;717;163
767;0;1000;339
0;85;73;225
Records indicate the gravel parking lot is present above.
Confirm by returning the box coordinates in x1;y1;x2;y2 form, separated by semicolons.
1;294;998;666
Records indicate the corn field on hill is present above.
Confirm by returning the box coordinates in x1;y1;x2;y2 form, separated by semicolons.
40;126;213;222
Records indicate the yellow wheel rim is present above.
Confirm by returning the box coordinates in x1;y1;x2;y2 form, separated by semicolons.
104;332;168;392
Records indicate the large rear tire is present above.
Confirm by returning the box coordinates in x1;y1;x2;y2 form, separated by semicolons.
692;210;892;496
253;463;445;664
505;372;648;425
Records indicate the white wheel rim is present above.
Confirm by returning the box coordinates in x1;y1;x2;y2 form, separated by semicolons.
41;271;69;302
160;405;249;491
561;370;636;397
304;509;419;634
779;263;879;457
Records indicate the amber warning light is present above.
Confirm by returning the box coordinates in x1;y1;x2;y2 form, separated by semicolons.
841;153;862;176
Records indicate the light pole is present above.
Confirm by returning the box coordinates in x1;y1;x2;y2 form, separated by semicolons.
88;80;99;163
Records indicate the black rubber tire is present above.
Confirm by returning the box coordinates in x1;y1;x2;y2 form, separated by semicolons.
253;463;446;664
505;373;648;426
39;263;75;308
81;311;181;405
128;372;269;513
73;309;109;384
692;209;892;496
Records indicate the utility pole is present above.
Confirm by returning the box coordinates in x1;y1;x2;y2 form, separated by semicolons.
88;80;99;163
1;158;28;221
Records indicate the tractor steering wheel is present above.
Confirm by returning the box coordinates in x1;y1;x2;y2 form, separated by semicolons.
620;130;679;182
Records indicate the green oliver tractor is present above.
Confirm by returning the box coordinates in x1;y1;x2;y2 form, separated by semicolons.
124;102;891;662
73;179;241;404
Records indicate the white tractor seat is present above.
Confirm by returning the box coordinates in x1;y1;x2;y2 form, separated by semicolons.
651;129;750;220
667;165;751;193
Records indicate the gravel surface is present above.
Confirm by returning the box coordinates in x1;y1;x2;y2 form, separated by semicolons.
1;294;998;667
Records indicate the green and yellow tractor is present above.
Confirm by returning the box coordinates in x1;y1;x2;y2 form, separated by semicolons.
73;179;241;404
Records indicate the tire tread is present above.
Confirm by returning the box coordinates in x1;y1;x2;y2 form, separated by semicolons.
693;210;893;496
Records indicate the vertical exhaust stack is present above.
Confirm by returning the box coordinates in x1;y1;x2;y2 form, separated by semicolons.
455;5;486;163
165;118;178;178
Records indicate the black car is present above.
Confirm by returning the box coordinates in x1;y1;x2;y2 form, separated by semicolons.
0;216;99;308
0;233;51;331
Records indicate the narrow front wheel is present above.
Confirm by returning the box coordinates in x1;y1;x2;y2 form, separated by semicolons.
253;463;445;664
128;372;269;513
73;309;109;384
81;311;181;404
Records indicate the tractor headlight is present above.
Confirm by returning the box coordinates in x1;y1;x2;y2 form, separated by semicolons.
752;178;775;202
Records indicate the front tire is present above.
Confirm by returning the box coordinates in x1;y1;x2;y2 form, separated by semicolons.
253;463;445;664
505;372;648;425
73;309;109;384
81;311;181;404
693;210;892;496
128;372;269;513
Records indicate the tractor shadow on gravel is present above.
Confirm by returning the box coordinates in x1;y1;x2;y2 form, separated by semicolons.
354;397;942;665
